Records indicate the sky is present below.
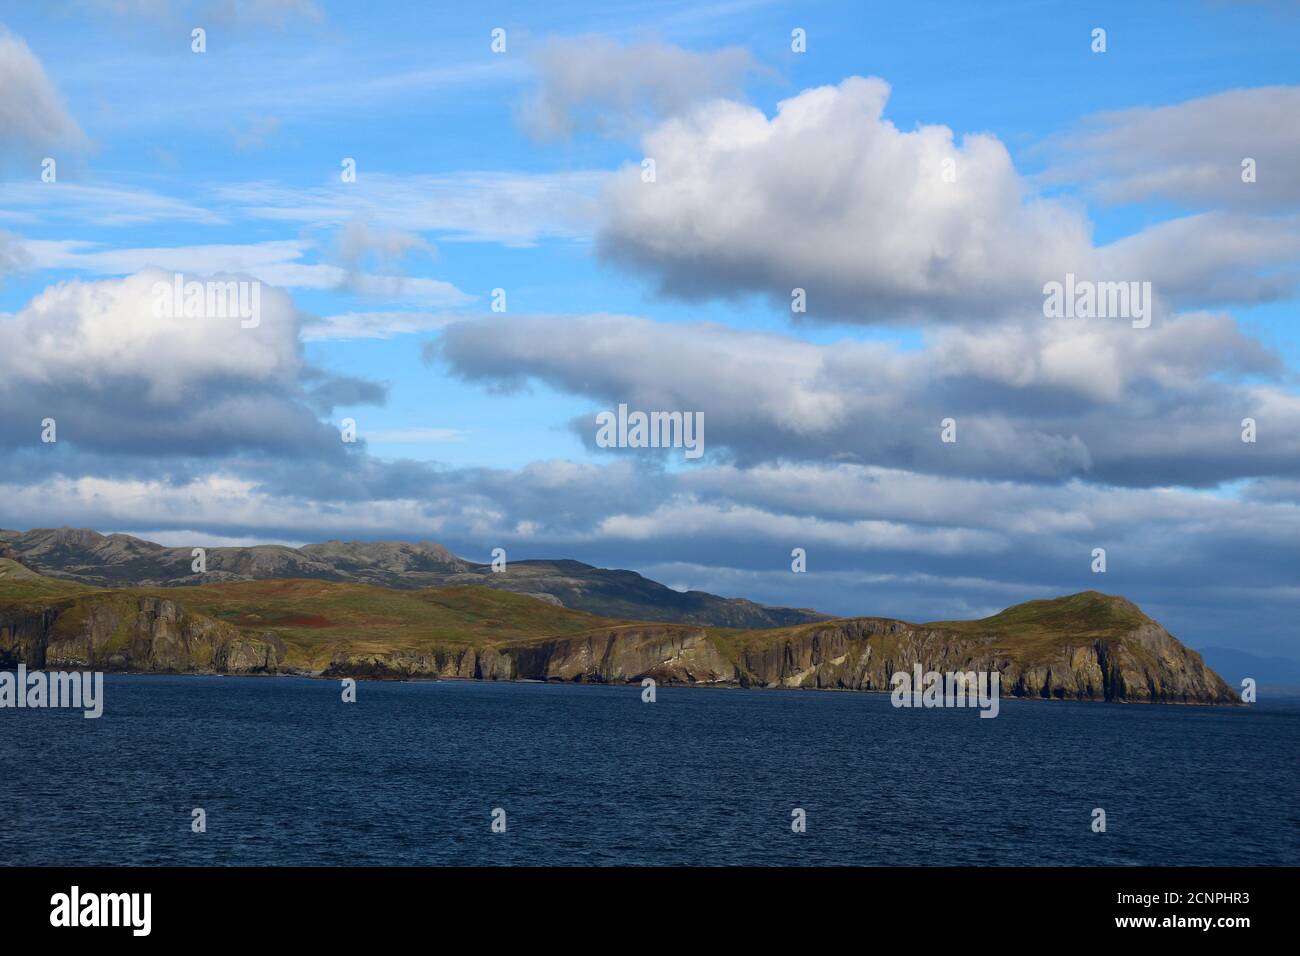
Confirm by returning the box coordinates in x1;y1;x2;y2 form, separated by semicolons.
0;0;1298;660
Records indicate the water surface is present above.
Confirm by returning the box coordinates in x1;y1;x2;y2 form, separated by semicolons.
1;675;1295;866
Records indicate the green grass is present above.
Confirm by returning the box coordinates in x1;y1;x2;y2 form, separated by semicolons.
928;591;1146;632
920;590;1150;657
127;579;617;668
0;558;95;606
700;591;1152;664
0;568;628;670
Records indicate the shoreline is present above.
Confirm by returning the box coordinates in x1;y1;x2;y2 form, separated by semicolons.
5;666;1246;708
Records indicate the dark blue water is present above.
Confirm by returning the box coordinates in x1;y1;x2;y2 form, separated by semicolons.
1;675;1296;866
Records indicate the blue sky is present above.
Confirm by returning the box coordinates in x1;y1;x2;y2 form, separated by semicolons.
1;0;1298;660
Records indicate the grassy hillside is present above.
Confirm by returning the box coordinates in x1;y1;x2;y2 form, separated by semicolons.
154;579;614;668
0;557;94;606
921;590;1152;655
927;590;1147;634
710;591;1157;656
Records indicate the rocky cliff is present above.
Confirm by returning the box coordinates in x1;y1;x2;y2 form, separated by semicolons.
0;592;285;675
724;613;1236;703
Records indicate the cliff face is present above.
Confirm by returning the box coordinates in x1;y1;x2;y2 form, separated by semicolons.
724;617;1236;704
0;595;284;674
316;626;733;684
0;585;1237;705
317;619;1235;704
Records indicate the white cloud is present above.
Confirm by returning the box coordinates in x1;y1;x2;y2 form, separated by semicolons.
598;76;1093;323
1095;211;1300;307
19;237;474;308
218;171;604;246
303;311;457;341
435;309;1296;486
108;528;308;548
598;499;1007;555
0;270;299;402
0;182;222;226
521;35;760;140
598;77;1300;323
1041;85;1300;210
330;216;435;295
0;30;88;172
0;270;369;456
21;238;308;274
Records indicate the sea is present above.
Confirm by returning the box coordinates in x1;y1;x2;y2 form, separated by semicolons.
1;675;1296;866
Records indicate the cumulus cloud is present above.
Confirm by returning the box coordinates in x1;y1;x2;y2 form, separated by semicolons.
433;310;1296;486
0;270;379;457
520;35;760;140
1041;86;1300;210
0;30;89;171
597;77;1092;323
597;77;1300;323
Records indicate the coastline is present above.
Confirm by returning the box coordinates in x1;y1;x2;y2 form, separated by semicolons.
3;665;1246;707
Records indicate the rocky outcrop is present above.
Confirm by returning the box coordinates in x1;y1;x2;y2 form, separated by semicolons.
0;595;283;674
721;618;1236;704
317;627;732;684
515;626;733;684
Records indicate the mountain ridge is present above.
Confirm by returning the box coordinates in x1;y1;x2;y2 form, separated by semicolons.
0;527;828;629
